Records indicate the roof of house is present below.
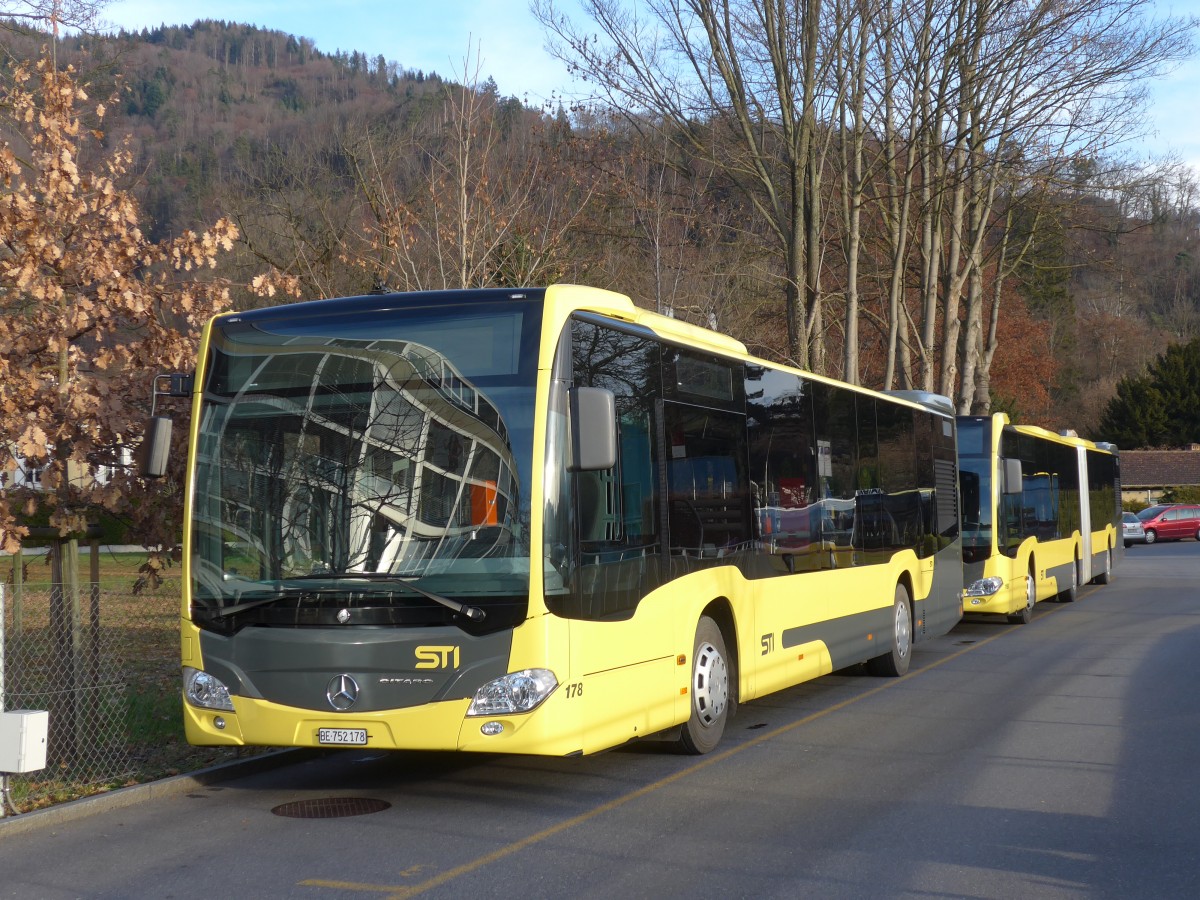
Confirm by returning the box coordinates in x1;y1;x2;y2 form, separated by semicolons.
1120;449;1200;488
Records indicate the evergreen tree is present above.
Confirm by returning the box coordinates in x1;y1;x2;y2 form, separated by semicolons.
1099;339;1200;447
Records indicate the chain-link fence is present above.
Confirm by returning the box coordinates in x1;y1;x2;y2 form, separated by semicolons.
1;571;243;814
2;580;130;781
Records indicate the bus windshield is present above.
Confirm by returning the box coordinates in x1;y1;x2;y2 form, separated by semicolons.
189;297;541;622
957;417;993;561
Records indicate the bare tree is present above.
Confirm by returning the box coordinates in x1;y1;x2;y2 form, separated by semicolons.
535;0;845;371
831;0;873;384
931;0;1195;411
537;0;1194;407
345;49;592;291
221;116;371;301
0;0;105;34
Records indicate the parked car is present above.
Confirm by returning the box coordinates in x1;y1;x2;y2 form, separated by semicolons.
1135;504;1200;544
1122;512;1146;547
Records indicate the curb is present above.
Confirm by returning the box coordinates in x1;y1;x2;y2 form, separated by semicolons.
0;748;324;837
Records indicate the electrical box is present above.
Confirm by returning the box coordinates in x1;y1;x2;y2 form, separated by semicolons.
0;710;49;773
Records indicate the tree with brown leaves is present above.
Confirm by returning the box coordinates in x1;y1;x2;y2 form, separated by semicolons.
0;52;238;558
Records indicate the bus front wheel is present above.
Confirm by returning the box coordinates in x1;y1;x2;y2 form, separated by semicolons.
679;616;734;754
867;584;912;677
1008;569;1035;624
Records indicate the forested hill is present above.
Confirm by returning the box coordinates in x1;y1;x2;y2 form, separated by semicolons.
58;20;463;238
3;17;1198;437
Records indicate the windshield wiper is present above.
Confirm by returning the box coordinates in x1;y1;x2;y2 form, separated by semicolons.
205;590;301;619
284;572;427;581
213;575;487;622
389;578;486;622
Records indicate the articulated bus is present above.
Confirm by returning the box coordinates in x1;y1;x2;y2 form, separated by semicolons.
958;413;1121;624
162;284;964;757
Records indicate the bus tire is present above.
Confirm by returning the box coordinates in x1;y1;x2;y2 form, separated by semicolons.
1094;547;1112;585
1008;568;1035;624
678;616;734;755
1059;558;1079;602
867;584;912;677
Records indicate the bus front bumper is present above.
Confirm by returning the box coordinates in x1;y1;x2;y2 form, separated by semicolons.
183;691;586;757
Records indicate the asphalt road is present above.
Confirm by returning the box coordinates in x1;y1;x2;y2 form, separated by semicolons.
2;540;1198;899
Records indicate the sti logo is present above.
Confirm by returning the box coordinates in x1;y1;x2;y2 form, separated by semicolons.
415;645;461;669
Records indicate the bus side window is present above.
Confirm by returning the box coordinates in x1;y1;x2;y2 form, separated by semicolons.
745;367;819;573
663;404;750;559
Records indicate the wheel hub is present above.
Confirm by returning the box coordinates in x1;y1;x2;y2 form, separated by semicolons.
693;641;729;725
895;602;911;658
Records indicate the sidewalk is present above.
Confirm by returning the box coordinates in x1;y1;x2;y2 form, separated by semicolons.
0;749;321;836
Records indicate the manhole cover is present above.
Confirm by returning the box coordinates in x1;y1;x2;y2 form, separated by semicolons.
272;797;391;819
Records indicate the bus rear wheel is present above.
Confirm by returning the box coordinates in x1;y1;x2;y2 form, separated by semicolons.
867;584;912;677
1094;547;1113;585
1058;559;1079;602
679;616;734;754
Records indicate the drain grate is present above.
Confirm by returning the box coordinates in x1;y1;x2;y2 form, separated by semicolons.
272;797;392;819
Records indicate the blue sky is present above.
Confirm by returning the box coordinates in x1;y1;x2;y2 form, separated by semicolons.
102;0;1200;171
102;1;583;105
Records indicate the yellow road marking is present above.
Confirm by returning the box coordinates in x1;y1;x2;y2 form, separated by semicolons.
301;600;1071;898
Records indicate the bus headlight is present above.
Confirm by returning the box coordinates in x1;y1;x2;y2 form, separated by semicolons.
184;666;235;711
467;669;558;716
964;576;1005;597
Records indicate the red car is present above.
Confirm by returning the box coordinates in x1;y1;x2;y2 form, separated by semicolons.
1135;504;1200;543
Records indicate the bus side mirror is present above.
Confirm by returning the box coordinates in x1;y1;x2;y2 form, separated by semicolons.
139;373;194;478
139;416;173;478
568;387;617;472
1002;458;1023;495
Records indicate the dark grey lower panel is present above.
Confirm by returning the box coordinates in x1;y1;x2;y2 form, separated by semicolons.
781;605;893;671
1045;560;1076;595
198;625;512;713
780;547;962;670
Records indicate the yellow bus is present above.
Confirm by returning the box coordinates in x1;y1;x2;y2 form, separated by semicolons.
160;284;964;756
958;413;1121;624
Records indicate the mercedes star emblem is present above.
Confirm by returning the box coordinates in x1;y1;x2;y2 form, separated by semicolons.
326;674;360;711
